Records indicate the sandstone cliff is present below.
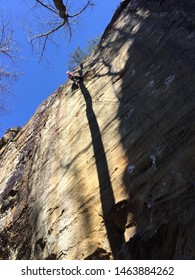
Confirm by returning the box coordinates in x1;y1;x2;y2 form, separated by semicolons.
0;0;195;260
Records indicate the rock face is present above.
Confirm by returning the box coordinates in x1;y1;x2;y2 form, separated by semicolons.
0;0;195;259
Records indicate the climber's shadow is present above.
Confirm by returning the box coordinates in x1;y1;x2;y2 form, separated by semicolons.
79;64;125;259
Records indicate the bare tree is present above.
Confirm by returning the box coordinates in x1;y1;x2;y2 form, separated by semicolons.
27;0;94;61
0;15;19;112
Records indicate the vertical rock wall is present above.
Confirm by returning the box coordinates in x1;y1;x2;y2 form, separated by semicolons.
0;0;194;259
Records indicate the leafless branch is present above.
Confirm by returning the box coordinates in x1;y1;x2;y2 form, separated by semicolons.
0;15;19;98
68;0;94;18
39;35;48;62
31;19;66;40
35;0;59;14
26;0;94;61
66;21;72;42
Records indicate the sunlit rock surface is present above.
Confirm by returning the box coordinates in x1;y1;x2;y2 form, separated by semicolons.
0;0;194;259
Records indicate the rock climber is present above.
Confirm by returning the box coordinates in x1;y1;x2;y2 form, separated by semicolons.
66;71;83;91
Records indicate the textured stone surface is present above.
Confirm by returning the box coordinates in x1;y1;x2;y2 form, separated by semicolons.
0;0;195;259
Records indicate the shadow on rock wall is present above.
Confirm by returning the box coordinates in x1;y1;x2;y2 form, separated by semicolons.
79;61;127;258
117;0;195;259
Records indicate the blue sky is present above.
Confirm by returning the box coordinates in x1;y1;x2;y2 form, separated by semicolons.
0;0;119;137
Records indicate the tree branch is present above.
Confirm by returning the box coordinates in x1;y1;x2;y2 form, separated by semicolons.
68;0;94;18
31;19;66;40
0;17;16;63
27;0;94;62
35;0;58;15
0;14;19;96
39;35;48;62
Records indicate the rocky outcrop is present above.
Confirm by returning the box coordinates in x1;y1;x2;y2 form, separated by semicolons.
0;127;21;150
0;0;194;259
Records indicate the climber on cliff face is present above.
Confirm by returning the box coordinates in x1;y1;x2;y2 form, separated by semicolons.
66;71;83;91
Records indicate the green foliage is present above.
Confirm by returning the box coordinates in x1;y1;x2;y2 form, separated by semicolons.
68;46;87;70
86;36;101;54
67;35;100;71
